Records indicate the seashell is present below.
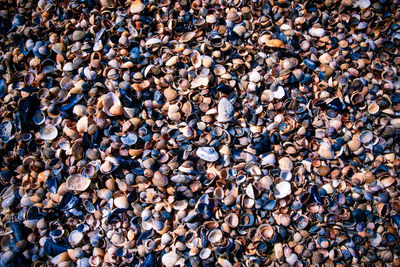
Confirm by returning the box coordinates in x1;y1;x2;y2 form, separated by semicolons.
100;157;119;174
76;116;88;133
103;92;123;116
180;32;196;43
73;105;88;117
370;233;382;247
52;43;66;54
191;75;209;88
309;27;326;37
359;131;373;144
39;125;58;140
261;153;276;166
348;138;361;151
275;181;291;199
217;98;234;122
196;147;219;162
248;71;261;83
278;157;293;171
319;53;331;64
162;251;178;267
171;174;190;183
0;121;13;143
166;56;179;66
258;224;276;241
121;133;137;146
69;230;84;246
152;171;169;187
266;39;285;48
318;141;334;159
164;88;178;101
391;119;400;128
114;196;129;209
208;229;223;243
358;0;370;9
72;30;86;41
368;103;380;115
161;233;172;245
66;174;91;191
130;0;145;13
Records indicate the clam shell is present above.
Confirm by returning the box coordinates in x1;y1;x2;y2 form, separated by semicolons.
278;157;293;170
69;230;84;246
66;174;91;191
196;147;219;162
208;229;223;243
121;133;137;146
114;196;129;209
266;39;285;48
103;92;123;116
275;181;291;199
0;121;13;143
39;125;58;140
162;251;178;267
76;116;88;133
217;98;234;122
179;32;196;43
130;0;145;13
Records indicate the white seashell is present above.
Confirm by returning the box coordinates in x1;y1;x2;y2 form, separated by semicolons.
161;233;172;245
63;62;74;71
114;196;129;209
217;97;234;122
171;174;190;183
103;92;123;116
66;174;91;191
200;248;212;259
358;0;370;9
248;71;261;83
261;153;276;166
275;181;291;199
273;86;285;99
309;27;326;37
69;230;84;246
141;209;152;221
39;125;58;140
191;50;202;68
145;38;161;47
162;251;178;267
76;116;88;133
246;184;255;199
166;56;179;66
73;105;88;117
370;233;382;247
278;157;293;170
191;75;209;88
208;229;223;243
196;147;219;162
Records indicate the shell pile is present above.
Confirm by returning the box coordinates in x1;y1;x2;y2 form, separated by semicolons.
0;0;400;266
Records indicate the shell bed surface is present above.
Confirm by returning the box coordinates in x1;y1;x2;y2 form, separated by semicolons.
1;0;400;266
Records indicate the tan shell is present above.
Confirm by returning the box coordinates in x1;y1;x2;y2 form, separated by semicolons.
103;92;123;116
152;171;169;187
266;39;284;48
130;0;145;13
76;116;88;133
66;174;91;191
